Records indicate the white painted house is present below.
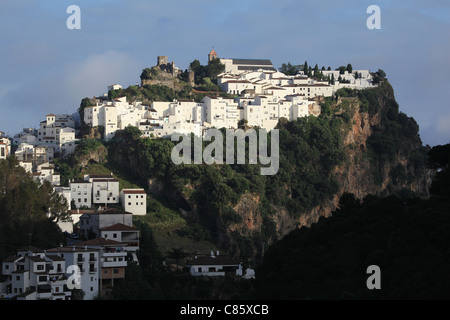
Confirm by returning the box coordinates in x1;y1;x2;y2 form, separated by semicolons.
46;245;100;300
0;137;11;160
70;179;93;209
100;223;140;260
37;114;77;157
88;175;120;206
0;246;71;300
79;208;133;240
76;237;128;296
120;188;147;215
187;251;243;277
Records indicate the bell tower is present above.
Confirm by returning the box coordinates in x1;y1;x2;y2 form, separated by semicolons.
208;47;218;62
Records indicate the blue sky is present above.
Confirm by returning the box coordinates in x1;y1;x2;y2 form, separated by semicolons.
0;0;449;146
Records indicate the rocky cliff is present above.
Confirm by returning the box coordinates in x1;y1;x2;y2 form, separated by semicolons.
103;81;432;260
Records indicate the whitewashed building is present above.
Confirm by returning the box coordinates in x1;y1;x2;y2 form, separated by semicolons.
70;179;93;209
79;208;133;240
0;137;11;160
187;251;243;277
46;245;100;300
120;188;147;215
75;238;128;296
86;174;120;206
0;246;71;300
100;224;140;261
37;114;77;157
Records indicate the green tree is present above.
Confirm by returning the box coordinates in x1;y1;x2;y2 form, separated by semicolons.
140;68;153;81
279;62;301;75
206;58;225;81
346;63;353;73
167;247;188;271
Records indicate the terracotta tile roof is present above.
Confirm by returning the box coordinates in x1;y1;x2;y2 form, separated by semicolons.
121;189;146;194
77;237;127;247
100;223;137;232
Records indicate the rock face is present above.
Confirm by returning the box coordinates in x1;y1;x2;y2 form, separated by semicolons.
208;86;432;247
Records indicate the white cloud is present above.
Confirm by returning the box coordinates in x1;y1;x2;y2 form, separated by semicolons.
62;50;141;101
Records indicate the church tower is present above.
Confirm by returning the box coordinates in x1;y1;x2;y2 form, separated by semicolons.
208;48;218;62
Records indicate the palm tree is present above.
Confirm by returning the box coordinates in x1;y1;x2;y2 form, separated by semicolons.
168;247;187;272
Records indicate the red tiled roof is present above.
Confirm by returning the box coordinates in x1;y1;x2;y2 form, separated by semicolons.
78;237;127;247
121;189;146;194
100;223;137;231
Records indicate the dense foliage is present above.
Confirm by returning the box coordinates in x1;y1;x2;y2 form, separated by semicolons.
0;157;66;259
104;108;347;261
254;144;450;299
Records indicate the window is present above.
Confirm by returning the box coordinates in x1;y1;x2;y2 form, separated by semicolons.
113;269;119;274
113;233;117;238
128;202;131;206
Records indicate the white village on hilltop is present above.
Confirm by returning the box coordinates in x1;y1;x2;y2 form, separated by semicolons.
1;49;377;232
0;51;377;299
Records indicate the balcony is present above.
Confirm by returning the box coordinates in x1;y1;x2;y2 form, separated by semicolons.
102;260;127;268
